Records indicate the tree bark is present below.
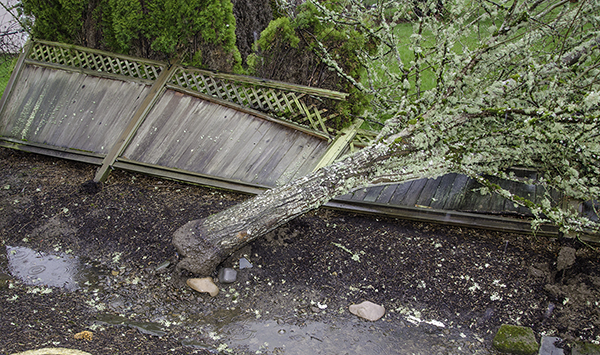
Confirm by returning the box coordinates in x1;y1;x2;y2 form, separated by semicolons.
173;125;451;274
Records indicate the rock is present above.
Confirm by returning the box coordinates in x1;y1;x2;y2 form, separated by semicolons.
218;268;237;283
239;257;253;269
187;277;219;297
556;247;576;271
539;337;564;355
73;331;93;340
544;303;555;319
349;300;385;321
492;324;539;355
572;342;600;355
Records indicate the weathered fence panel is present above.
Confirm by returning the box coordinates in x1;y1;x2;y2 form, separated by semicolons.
122;88;329;186
0;40;348;191
0;65;151;155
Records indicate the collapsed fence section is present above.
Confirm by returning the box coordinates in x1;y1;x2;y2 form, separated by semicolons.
0;40;358;191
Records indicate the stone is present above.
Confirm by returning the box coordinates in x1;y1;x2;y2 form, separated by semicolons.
572;342;600;355
492;324;539;355
187;277;219;297
239;257;253;269
349;301;385;321
218;268;237;283
539;337;564;355
556;247;576;271
73;331;93;341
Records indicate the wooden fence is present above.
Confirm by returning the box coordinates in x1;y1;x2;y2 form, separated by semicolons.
0;40;362;192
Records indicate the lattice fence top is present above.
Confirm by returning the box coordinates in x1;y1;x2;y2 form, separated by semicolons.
28;41;164;81
170;67;348;137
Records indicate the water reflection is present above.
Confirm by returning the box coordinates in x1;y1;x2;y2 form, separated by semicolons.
217;317;478;354
6;245;82;290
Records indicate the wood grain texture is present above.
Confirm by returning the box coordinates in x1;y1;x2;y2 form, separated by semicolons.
0;65;149;154
123;89;329;187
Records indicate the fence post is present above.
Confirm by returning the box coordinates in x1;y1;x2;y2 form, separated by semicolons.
313;119;363;171
93;61;179;183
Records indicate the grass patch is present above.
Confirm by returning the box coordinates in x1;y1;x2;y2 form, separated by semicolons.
0;55;18;98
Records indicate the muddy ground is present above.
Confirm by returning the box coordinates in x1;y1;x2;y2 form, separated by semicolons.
0;147;599;354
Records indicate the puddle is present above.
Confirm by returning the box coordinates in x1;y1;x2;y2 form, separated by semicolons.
202;316;484;354
95;313;167;337
6;245;89;291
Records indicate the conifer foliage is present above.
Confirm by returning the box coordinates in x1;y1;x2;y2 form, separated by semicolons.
21;0;241;71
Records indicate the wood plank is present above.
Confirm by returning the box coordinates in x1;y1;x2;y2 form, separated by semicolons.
429;173;457;209
217;120;272;179
516;171;537;215
173;66;348;100
20;68;82;146
176;105;238;171
168;84;331;141
93;81;150;152
287;139;329;181
232;125;296;183
33;39;166;67
62;76;107;149
50;72;93;146
388;180;414;206
0;41;32;120
336;192;354;201
250;130;305;185
25;59;156;86
487;177;511;212
325;199;559;237
201;112;262;176
459;177;491;212
375;184;398;204
415;176;443;207
400;178;428;207
122;90;187;162
94;62;177;182
363;185;385;203
159;98;223;169
148;94;199;166
443;174;472;210
142;94;198;165
313;119;362;171
113;158;267;195
70;79;149;153
351;188;369;201
259;133;316;187
11;67;62;142
278;139;327;183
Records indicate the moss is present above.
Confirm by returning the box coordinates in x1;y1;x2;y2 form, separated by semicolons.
573;342;600;355
492;324;539;355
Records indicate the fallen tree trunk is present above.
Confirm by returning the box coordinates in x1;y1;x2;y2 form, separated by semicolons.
173;124;450;274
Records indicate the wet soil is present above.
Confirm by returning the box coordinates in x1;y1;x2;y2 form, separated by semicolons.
0;147;599;354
